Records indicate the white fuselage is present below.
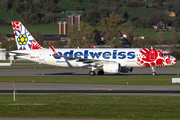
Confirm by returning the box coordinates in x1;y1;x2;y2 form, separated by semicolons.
11;48;143;67
10;48;176;68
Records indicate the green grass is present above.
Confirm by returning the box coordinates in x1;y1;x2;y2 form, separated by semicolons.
1;23;179;39
0;94;180;119
133;28;156;37
2;24;180;40
59;0;105;11
25;24;58;34
133;28;180;39
0;1;178;39
125;7;157;19
0;75;180;85
0;4;22;22
0;24;58;34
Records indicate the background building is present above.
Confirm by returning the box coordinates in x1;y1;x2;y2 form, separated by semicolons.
57;11;82;36
0;48;6;60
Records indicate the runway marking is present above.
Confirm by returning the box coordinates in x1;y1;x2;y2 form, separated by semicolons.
95;88;112;91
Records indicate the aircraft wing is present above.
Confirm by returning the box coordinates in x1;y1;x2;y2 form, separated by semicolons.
50;45;115;65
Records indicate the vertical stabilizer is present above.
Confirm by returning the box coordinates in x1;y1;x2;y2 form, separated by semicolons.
11;21;43;50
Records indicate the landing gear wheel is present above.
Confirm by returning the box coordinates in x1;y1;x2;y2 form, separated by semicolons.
151;67;156;76
152;72;156;76
89;71;95;76
98;70;104;75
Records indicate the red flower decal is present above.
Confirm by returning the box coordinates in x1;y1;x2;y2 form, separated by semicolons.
136;48;175;67
12;21;21;33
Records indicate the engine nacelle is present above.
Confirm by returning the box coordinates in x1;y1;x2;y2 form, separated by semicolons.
120;67;133;73
103;63;120;73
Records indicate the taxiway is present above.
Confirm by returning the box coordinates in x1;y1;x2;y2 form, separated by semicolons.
0;67;180;76
1;83;180;96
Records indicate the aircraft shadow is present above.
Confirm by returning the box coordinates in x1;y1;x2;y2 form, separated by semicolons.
36;73;178;76
1;90;180;94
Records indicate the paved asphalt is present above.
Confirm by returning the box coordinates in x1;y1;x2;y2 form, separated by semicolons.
0;83;180;96
0;67;180;120
0;67;180;76
0;67;180;95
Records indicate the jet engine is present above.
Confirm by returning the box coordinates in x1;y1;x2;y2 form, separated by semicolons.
102;63;133;73
103;63;120;73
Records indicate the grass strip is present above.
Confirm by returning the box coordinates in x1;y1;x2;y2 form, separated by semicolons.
0;94;180;119
0;75;180;85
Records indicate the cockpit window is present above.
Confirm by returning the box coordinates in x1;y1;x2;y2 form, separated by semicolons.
161;53;170;56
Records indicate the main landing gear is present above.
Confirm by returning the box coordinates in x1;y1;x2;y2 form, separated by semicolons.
151;67;156;76
98;70;104;75
89;67;105;76
89;67;96;76
89;70;105;76
89;71;96;76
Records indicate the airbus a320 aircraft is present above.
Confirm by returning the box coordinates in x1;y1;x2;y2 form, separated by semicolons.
9;21;177;76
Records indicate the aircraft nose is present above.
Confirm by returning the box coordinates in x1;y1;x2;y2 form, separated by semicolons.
174;58;177;63
171;56;177;65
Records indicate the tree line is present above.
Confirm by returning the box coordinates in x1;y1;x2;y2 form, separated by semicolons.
1;11;179;50
1;12;180;59
1;0;180;30
1;0;180;59
68;13;180;48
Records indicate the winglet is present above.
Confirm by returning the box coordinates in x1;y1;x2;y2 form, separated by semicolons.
151;46;153;50
50;45;59;56
91;45;95;49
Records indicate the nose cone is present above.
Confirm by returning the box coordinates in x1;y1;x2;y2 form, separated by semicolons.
174;58;177;64
171;57;177;65
166;56;177;66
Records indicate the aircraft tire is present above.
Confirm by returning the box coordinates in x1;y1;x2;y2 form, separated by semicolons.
98;70;104;75
89;71;95;76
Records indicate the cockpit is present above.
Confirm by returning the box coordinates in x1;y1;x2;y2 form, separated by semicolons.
161;53;170;56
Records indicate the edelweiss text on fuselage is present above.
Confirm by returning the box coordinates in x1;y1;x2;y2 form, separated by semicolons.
53;50;136;59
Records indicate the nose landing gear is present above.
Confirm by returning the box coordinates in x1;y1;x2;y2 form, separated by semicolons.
152;72;156;76
151;67;156;75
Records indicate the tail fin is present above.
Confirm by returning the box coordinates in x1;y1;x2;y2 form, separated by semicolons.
11;21;43;50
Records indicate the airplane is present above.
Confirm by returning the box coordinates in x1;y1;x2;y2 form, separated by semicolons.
9;21;177;76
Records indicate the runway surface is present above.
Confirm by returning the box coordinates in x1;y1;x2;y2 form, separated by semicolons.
0;67;180;76
1;83;180;96
0;67;180;96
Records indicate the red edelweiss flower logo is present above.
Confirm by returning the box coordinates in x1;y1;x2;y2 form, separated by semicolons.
136;48;172;67
12;21;21;33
